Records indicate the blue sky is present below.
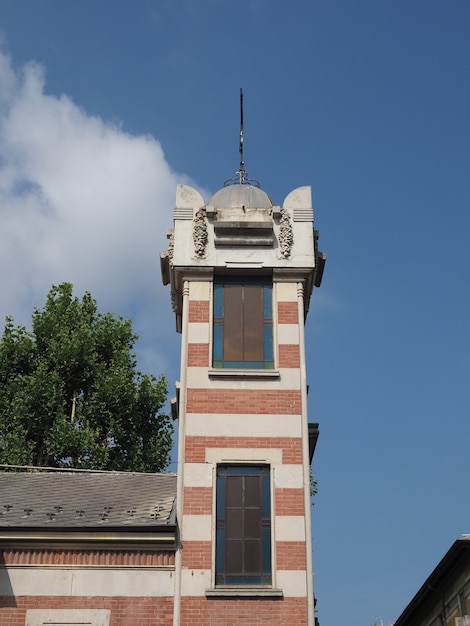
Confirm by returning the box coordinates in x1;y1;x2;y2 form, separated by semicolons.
0;1;469;624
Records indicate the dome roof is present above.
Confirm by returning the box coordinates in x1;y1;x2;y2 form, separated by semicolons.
208;184;273;209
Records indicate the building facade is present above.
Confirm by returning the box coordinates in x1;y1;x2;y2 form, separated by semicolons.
0;472;177;626
394;536;470;626
0;175;325;626
161;179;325;626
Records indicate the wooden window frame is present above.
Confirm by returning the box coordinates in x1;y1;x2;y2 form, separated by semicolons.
213;277;273;369
215;465;272;586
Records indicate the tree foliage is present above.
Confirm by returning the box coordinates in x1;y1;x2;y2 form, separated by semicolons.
310;469;318;501
0;283;173;472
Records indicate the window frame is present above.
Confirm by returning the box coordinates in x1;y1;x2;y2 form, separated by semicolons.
212;276;274;370
215;464;272;587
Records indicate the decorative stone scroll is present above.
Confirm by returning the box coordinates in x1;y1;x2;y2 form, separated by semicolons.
193;208;208;258
278;207;293;258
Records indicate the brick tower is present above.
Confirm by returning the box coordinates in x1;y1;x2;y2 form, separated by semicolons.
161;160;326;625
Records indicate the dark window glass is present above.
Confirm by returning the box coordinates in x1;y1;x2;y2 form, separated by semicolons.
213;278;273;369
216;465;271;586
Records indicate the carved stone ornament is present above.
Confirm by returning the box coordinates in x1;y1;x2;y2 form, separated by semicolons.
193;208;208;258
279;207;293;258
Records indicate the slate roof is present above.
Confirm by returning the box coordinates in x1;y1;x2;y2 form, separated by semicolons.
0;471;177;529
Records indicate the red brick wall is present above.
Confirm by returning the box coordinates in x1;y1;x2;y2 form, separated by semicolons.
187;343;210;367
278;344;301;368
188;300;210;323
0;596;174;626
183;486;212;515
186;389;302;415
181;540;212;569
180;596;308;626
274;488;306;516
184;436;303;463
276;542;308;570
277;302;299;325
182;539;308;573
188;342;301;368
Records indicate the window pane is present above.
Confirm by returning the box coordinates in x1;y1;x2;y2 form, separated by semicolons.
214;283;224;317
226;476;243;507
226;539;243;573
245;540;261;573
224;285;244;361
262;528;272;575
263;323;273;363
216;527;225;573
263;285;272;318
244;475;260;508
216;474;225;517
245;509;261;539
261;474;270;517
226;509;243;539
243;286;264;361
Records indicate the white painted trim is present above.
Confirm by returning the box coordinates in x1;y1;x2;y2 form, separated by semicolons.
3;568;174;597
188;281;210;299
275;516;306;541
297;281;315;626
277;323;300;344
274;282;298;301
182;462;213;487
205;587;283;597
274;464;304;488
187;367;300;391
26;609;111;626
173;280;190;626
186;413;302;437
276;570;308;597
205;448;282;465
186;367;300;389
180;568;212;596
187;322;209;343
181;515;212;541
208;368;280;379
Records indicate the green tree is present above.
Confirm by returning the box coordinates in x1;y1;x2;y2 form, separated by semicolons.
310;469;318;500
0;283;173;472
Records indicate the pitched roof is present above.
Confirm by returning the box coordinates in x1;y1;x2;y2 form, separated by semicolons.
394;536;470;625
0;471;177;529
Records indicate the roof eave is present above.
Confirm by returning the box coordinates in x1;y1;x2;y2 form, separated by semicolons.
0;526;177;551
394;538;470;625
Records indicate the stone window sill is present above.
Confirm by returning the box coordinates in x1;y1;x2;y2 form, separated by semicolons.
205;587;283;598
208;369;280;379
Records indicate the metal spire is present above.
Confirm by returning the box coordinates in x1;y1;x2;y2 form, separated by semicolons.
239;88;245;184
224;88;260;188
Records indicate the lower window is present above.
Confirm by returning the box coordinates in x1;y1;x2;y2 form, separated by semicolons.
216;465;272;586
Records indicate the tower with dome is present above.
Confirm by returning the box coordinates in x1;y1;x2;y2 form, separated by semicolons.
161;145;326;624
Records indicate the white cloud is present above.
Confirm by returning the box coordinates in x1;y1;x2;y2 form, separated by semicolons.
0;51;190;380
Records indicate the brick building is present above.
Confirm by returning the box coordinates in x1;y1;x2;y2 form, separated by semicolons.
394;536;470;626
0;472;177;625
161;173;325;626
0;171;326;625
